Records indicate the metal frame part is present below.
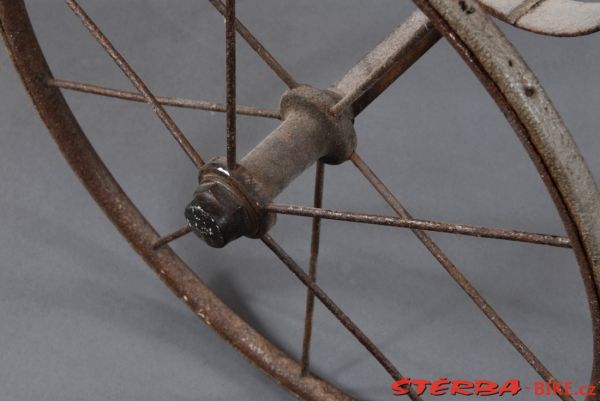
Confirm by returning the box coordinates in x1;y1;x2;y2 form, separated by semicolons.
1;1;599;400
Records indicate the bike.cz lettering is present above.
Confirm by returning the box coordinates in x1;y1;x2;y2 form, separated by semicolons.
391;378;598;397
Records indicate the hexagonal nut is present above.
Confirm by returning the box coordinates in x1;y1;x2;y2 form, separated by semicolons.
184;181;252;248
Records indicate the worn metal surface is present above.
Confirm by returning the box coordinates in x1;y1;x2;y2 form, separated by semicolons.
152;225;192;250
477;0;600;37
2;0;599;400
261;235;423;401
266;203;571;247
185;158;271;247
225;0;236;170
331;10;441;116
352;151;577;401
64;0;205;169
47;78;281;119
208;0;299;89
185;86;356;247
300;161;325;376
414;0;600;399
0;2;356;401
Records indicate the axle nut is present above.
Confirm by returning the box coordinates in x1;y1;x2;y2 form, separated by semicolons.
184;180;253;248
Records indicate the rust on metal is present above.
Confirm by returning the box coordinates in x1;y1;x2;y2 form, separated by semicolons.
152;225;192;250
48;78;281;119
185;86;356;247
267;203;571;248
208;0;299;88
2;0;599;400
351;152;575;401
225;0;237;170
300;161;325;376
261;235;423;401
0;1;357;400
64;0;205;169
331;10;441;116
412;0;600;396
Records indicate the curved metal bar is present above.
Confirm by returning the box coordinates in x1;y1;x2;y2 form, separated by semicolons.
0;2;356;400
414;0;600;398
478;0;600;37
352;152;575;401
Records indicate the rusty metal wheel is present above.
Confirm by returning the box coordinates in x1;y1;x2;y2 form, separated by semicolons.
1;0;599;400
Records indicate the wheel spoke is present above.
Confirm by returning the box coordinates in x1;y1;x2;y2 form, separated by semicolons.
208;0;299;89
224;0;237;170
351;152;575;400
261;234;423;401
152;225;192;250
47;78;281;119
300;162;325;376
266;204;570;248
64;0;204;169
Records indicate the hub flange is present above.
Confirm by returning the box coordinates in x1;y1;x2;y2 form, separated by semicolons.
185;85;357;247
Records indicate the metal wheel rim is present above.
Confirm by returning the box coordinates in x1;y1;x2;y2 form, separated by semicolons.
1;0;598;400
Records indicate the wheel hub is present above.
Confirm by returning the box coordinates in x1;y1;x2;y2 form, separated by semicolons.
185;85;357;247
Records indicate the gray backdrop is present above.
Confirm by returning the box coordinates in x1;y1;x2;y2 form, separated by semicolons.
1;1;599;400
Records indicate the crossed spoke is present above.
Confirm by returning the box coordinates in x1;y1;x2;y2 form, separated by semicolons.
47;78;280;119
208;0;299;89
300;161;325;376
261;234;423;401
266;204;570;248
61;3;582;400
65;0;205;169
350;152;575;401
